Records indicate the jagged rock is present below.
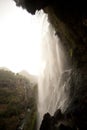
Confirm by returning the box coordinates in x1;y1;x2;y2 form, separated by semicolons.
39;108;86;130
40;113;54;130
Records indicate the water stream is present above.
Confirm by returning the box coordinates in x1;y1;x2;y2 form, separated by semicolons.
37;10;71;126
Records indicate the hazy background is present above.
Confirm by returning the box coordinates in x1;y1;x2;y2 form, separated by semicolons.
0;0;44;75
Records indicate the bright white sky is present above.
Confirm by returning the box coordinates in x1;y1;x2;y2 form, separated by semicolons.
0;0;48;75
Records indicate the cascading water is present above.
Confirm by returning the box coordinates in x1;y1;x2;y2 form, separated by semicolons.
36;10;71;126
2;1;86;130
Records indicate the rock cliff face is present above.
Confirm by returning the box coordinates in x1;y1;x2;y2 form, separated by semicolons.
13;0;87;70
13;0;87;129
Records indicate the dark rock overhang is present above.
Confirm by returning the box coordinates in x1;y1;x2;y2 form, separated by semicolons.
13;0;51;14
13;0;87;17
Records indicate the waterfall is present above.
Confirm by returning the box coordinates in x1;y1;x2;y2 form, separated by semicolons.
36;10;71;126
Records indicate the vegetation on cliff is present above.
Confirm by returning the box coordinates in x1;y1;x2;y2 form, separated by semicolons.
0;69;37;130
